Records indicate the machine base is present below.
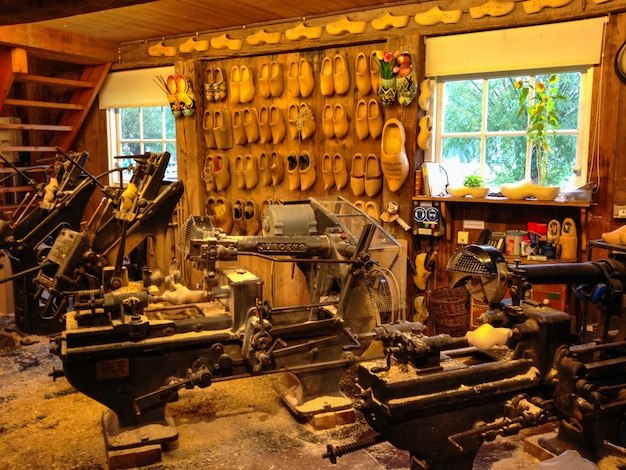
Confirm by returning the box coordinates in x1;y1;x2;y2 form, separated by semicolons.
103;408;179;449
275;370;355;429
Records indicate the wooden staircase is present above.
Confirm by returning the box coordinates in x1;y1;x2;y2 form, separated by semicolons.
0;47;111;158
0;46;110;216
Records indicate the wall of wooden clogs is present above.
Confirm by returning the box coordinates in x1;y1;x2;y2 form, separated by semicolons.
198;44;410;236
174;41;420;307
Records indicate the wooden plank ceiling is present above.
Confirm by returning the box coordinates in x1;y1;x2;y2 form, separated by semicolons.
2;0;416;44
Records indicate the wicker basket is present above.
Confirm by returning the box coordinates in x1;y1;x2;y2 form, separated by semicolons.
431;286;470;337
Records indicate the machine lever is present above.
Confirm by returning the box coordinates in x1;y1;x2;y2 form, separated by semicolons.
134;362;212;415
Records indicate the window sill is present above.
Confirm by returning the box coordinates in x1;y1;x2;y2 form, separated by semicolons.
412;195;592;208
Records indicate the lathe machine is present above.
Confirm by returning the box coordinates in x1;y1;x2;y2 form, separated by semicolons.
47;197;404;465
325;244;626;469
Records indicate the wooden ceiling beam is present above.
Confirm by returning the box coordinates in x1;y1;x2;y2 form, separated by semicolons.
0;24;118;64
0;0;158;25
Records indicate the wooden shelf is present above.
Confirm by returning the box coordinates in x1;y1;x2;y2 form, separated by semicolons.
413;195;591;253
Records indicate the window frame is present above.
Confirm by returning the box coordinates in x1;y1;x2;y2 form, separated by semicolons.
106;105;177;185
430;66;594;191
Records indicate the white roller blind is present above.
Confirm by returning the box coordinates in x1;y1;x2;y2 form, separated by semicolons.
99;66;175;109
425;17;607;77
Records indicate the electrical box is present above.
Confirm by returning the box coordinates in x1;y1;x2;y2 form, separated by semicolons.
412;200;445;237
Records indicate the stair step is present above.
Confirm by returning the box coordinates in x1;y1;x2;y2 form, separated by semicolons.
14;73;97;88
0;123;73;132
3;99;84;110
0;145;58;152
0;185;36;194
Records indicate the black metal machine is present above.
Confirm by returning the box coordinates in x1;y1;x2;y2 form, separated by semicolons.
0;151;97;333
48;198;404;464
3;151;183;333
325;245;626;469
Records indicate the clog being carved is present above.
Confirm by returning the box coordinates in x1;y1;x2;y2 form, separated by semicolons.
381;118;409;192
466;323;512;350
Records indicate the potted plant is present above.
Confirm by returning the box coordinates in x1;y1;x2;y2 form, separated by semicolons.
499;75;564;200
514;75;565;186
447;175;489;198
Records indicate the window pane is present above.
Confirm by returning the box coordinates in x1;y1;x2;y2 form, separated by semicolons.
547;72;581;130
142;107;163;140
120;108;140;139
443;80;483;133
486;136;527;186
164;108;176;139
487;77;527;132
164;143;178;181
121;142;141;155
441;137;480;187
543;134;577;188
144;142;164;154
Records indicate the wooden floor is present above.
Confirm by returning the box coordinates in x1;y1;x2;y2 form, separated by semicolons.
0;313;622;470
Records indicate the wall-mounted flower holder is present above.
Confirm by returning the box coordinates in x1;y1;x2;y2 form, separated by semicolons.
155;73;196;118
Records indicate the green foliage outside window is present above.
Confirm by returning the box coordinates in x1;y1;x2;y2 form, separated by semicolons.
439;72;581;190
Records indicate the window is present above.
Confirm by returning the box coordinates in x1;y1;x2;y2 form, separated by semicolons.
425;18;605;193
106;106;177;184
434;69;590;190
99;66;177;185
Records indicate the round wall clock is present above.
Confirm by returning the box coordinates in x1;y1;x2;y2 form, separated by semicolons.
615;41;626;84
